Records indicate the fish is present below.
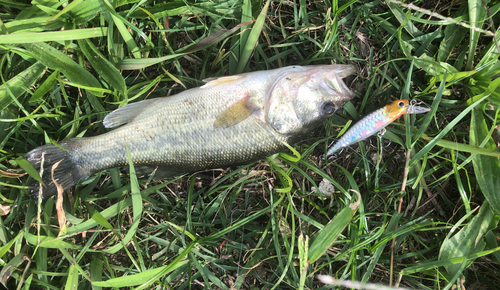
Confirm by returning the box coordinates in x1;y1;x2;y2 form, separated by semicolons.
326;99;430;155
25;64;357;200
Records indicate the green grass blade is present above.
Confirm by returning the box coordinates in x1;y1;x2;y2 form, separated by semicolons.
0;253;28;288
308;191;360;264
0;232;22;259
90;254;103;289
64;183;165;235
0;28;107;44
86;203;113;230
470;106;500;213
413;55;458;75
361;213;400;282
78;39;127;97
439;203;494;277
101;0;146;59
438;22;467;62
200;193;286;243
16;158;43;185
58;248;91;281
235;0;270;73
402;245;500;276
191;252;229;290
26;233;82;249
46;0;85;22
101;147;143;254
237;0;252;65
92;260;190;288
409;77;498;167
0;61;45;110
466;0;487;70
134;243;194;290
117;55;187;70
0;0;26;9
24;42;103;96
64;264;79;290
387;1;422;38
297;233;308;289
179;20;253;54
420;134;500;158
29;70;58;102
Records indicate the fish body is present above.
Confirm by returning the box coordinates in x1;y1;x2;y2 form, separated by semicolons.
26;64;356;200
327;99;430;155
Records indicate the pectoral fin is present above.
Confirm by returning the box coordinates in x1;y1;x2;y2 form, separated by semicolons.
214;93;259;128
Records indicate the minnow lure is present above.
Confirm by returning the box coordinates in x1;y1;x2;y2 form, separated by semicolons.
327;99;430;156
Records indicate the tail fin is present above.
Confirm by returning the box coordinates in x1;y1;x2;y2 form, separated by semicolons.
25;139;89;201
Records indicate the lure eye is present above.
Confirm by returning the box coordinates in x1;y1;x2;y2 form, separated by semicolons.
398;101;405;108
321;102;336;116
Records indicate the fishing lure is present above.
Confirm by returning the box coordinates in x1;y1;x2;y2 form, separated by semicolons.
327;99;430;156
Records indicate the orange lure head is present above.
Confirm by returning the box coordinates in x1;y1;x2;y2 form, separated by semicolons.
385;99;430;122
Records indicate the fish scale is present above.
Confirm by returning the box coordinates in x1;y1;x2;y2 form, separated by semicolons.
327;99;430;155
26;64;356;200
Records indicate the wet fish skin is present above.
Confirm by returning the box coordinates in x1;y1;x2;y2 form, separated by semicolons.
26;64;356;200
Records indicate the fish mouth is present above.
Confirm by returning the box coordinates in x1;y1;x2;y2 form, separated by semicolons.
322;71;355;101
406;105;431;114
333;65;357;78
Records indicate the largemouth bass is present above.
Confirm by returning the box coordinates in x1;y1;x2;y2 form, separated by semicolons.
26;64;356;200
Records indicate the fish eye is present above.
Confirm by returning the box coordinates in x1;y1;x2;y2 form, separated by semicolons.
321;102;336;116
398;101;405;108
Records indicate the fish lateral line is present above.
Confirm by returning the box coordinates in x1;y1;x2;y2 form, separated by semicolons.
326;99;430;156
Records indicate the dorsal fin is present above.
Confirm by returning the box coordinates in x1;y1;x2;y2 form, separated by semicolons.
103;99;160;128
201;75;244;88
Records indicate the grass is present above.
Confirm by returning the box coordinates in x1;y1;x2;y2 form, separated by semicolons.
1;0;500;289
